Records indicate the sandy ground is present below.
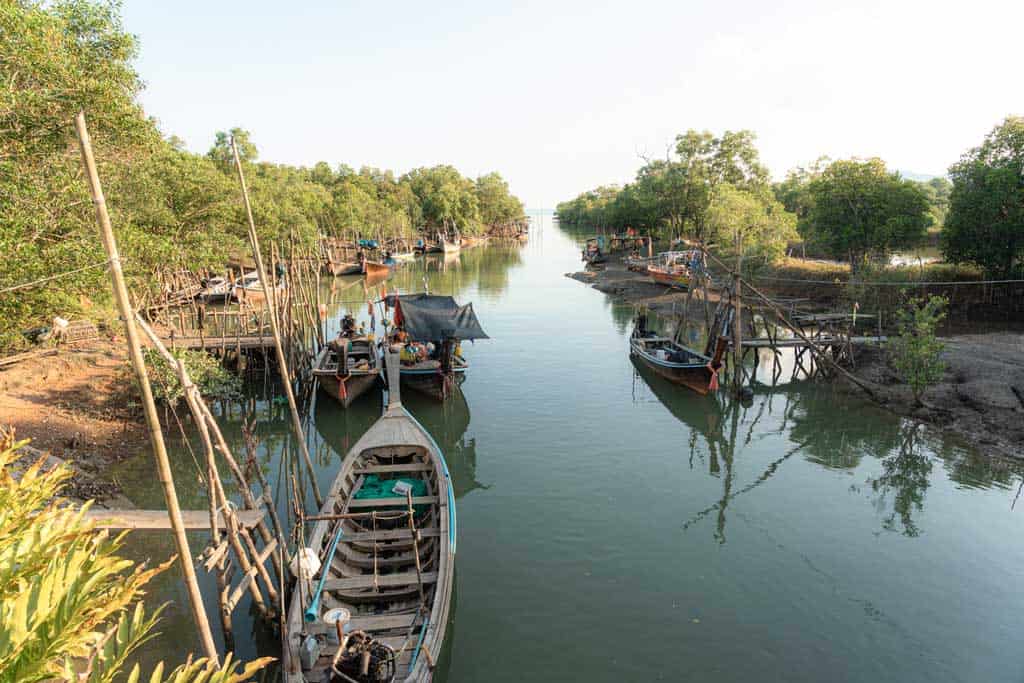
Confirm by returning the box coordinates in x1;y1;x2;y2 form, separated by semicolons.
0;340;147;503
567;258;1024;460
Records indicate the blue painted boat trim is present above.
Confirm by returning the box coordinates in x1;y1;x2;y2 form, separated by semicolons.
405;408;457;556
409;614;431;670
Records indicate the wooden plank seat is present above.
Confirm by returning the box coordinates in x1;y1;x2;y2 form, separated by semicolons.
323;571;438;591
342;527;441;542
347;496;438;509
353;463;433;474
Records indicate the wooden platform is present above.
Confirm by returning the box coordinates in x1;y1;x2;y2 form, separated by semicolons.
741;335;887;349
84;508;265;530
159;335;276;351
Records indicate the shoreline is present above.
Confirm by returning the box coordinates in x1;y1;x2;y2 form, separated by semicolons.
566;256;1024;461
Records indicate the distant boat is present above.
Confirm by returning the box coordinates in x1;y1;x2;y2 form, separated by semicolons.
383;293;488;401
312;335;381;408
647;250;699;289
629;310;728;395
363;254;396;278
286;352;454;682
439;238;460;255
581;237;607;265
196;276;234;304
233;271;284;305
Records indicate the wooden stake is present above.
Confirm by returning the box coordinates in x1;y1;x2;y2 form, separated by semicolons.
74;112;219;663
230;137;323;509
732;228;743;392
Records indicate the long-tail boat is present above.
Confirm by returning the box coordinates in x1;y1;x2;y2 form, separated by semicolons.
383;293;488;401
287;352;455;682
629;308;730;395
313;319;381;408
581;237;607;265
646;250;701;289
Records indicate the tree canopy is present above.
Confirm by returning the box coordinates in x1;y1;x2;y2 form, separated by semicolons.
0;0;524;350
942;116;1024;277
802;159;932;270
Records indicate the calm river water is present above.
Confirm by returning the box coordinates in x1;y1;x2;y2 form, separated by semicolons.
115;215;1024;682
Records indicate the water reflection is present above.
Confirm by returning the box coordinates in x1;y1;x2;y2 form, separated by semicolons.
631;358;1022;543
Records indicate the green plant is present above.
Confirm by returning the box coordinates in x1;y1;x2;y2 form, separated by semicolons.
140;349;242;404
886;295;948;405
0;430;271;682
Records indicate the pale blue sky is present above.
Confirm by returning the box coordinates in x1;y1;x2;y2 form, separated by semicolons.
124;0;1022;208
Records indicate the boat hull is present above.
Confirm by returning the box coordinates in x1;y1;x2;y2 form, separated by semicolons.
362;261;392;278
322;261;361;276
315;371;379;408
399;367;467;401
630;339;713;395
649;269;689;289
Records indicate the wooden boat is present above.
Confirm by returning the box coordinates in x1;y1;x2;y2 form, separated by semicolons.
362;258;394;278
625;254;650;273
313;336;381;408
647;250;700;290
287;353;455;682
196;276;234;304
234;271;285;305
322;239;364;276
384;293;488;402
387;239;417;261
629;310;728;395
581;237;607;265
439;238;460;255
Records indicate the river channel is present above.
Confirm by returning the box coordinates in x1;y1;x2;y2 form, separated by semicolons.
114;215;1024;682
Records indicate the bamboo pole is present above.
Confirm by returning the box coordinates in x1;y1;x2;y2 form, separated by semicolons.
74;111;220;663
230;137;323;509
732;228;743;393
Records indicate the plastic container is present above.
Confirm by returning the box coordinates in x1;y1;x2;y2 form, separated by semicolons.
289;547;321;580
322;607;351;646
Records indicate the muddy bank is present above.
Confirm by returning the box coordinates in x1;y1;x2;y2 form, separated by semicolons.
567;257;1024;460
0;340;149;503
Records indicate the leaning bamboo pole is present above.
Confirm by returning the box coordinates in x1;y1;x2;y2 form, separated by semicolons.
229;137;323;509
74;112;219;663
691;240;878;399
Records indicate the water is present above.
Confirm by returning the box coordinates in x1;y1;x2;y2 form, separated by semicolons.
114;219;1024;682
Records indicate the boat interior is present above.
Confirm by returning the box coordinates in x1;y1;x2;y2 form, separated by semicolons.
303;445;441;680
316;337;377;374
633;335;707;364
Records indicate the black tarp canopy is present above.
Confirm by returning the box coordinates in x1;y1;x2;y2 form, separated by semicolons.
386;294;489;341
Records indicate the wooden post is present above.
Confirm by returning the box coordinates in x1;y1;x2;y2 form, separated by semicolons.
230;137;323;509
74;112;219;663
732;228;743;393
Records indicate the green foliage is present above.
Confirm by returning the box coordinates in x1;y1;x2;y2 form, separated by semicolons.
706;184;797;263
914;177;952;227
0;432;271;682
0;0;524;352
943;116;1024;277
140;349;242;404
886;296;948;405
557;129;777;250
803;159;932;271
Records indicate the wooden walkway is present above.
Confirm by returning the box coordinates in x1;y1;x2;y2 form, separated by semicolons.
84;508;265;530
160;335;276;351
741;335;887;349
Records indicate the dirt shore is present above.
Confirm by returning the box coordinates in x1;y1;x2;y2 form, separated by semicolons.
567;257;1024;460
0;340;148;503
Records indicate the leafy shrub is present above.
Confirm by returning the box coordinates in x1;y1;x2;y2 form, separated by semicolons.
140;349;242;404
0;429;270;681
886;296;948;404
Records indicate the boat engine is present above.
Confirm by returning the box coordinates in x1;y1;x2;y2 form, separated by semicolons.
329;629;396;683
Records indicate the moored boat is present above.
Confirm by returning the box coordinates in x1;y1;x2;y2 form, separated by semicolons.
647;250;701;290
196;275;234;304
287;353;455;682
313;321;381;408
234;270;285;305
383;293;488;401
629;309;728;395
581;237;606;265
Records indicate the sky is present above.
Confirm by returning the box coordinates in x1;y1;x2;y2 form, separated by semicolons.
123;0;1023;209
